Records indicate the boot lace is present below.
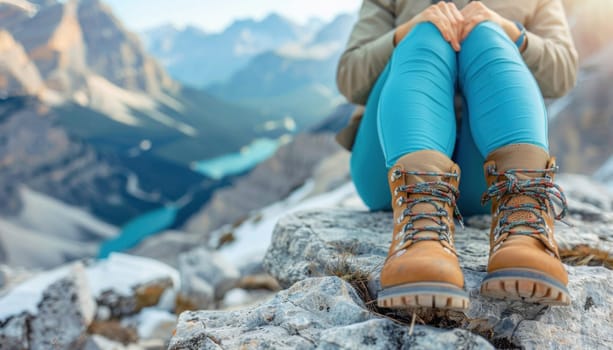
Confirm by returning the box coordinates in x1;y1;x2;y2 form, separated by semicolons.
481;165;568;242
392;170;463;247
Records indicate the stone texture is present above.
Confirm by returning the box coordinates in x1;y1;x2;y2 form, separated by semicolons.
169;277;493;350
0;314;29;350
318;319;493;350
263;207;613;349
29;266;95;350
177;248;240;309
96;277;174;318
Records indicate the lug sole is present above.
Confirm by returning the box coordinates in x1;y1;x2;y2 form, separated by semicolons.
480;268;571;306
377;282;469;310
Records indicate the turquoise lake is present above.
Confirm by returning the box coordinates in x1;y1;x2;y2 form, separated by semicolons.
99;137;284;257
191;138;281;180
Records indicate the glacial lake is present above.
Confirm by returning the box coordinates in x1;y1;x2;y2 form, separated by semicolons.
191;138;282;180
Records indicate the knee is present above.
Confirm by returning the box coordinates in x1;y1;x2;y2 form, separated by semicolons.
462;21;512;52
459;21;521;80
395;22;455;60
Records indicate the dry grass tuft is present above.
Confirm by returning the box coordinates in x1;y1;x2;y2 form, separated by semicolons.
560;244;612;270
324;245;380;313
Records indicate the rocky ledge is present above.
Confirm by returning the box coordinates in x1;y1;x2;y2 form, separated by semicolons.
170;176;613;349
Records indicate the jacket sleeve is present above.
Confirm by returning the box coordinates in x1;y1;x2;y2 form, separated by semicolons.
522;0;579;98
336;0;397;105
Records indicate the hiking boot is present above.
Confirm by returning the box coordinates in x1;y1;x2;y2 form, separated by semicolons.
480;144;571;305
377;150;469;310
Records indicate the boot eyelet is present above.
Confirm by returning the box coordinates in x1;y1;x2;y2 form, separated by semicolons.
396;197;404;206
391;169;402;182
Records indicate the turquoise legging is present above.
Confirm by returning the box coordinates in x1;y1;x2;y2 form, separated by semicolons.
350;22;548;215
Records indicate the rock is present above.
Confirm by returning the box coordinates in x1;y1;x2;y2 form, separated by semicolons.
84;335;127;350
177;248;240;310
87;320;138;345
29;265;95;350
96;277;174;319
128;230;203;268
88;253;180;318
121;307;176;341
318;319;493;350
0;254;178;348
168;277;492;350
263;208;613;348
0;30;44;97
0;314;29;350
84;334;158;350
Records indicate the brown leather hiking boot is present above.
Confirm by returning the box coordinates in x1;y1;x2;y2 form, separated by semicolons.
377;150;469;310
480;144;571;305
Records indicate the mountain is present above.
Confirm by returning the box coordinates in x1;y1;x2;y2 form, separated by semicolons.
143;13;317;87
206;13;357;128
0;0;283;229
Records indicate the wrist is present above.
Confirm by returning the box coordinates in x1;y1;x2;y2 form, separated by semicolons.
394;21;413;46
501;18;527;52
500;17;519;40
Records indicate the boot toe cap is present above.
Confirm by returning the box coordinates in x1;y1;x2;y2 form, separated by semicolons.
380;243;464;288
488;241;568;286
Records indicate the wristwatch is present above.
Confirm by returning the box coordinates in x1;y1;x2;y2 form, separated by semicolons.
514;21;527;49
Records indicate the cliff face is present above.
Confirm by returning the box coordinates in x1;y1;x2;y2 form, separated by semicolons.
0;0;174;98
0;0;276;232
77;0;175;95
0;30;44;97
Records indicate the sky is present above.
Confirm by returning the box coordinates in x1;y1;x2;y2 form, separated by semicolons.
104;0;362;33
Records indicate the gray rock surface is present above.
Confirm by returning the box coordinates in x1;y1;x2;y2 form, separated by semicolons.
263;208;613;349
0;314;29;350
29;275;94;349
129;230;204;268
177;248;240;309
169;277;493;350
318;319;493;350
96;277;174;318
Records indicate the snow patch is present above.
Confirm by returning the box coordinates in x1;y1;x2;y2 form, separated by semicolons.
0;254;179;322
16;185;118;241
133;308;177;340
87;253;180;296
86;75;197;136
217;181;358;268
0;0;38;16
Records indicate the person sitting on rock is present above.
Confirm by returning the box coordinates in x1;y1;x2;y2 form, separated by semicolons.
336;0;578;310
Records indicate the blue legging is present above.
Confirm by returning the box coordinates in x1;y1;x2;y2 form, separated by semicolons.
350;22;548;215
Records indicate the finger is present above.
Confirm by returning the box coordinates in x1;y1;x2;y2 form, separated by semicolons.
461;17;483;41
430;7;454;45
449;3;465;24
460;3;477;17
440;5;461;51
446;3;466;48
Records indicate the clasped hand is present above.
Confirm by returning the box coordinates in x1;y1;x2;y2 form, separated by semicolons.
394;1;508;52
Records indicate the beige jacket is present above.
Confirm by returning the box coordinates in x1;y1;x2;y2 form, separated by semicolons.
336;0;578;150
